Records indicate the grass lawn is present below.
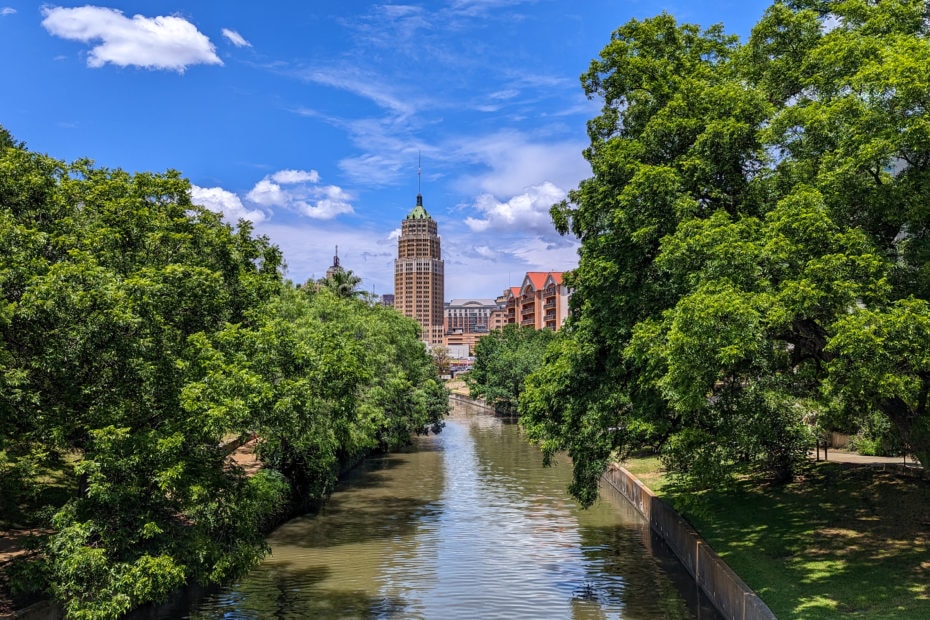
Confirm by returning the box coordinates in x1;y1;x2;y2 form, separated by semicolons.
620;456;930;619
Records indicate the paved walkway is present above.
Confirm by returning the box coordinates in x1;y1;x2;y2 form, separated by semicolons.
811;448;921;467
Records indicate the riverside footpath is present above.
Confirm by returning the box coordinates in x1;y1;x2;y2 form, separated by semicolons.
813;448;921;467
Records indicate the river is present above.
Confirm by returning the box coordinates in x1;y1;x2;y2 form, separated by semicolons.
148;410;719;619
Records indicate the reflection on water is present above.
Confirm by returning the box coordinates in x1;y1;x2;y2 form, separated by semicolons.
154;412;719;619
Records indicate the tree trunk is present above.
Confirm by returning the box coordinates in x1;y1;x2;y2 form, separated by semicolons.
879;397;930;467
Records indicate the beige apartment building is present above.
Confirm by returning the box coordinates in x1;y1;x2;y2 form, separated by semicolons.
503;271;570;331
394;193;445;346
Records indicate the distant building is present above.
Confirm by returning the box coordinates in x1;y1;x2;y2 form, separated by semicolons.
503;271;571;331
489;307;508;331
325;246;343;279
446;344;471;360
444;298;503;355
502;286;520;326
541;272;571;330
393;192;445;346
380;293;395;307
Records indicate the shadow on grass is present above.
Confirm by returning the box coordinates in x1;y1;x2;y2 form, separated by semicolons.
663;463;930;619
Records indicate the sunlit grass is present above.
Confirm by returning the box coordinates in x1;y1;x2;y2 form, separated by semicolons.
619;454;669;492
618;456;930;619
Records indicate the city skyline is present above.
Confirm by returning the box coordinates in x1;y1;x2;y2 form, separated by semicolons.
0;1;772;299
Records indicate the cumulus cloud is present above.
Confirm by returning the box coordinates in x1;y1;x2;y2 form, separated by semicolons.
456;131;587;197
270;169;320;184
245;170;354;220
41;6;221;71
221;28;251;47
1;7;16;16
190;185;267;224
245;179;287;207
464;182;565;235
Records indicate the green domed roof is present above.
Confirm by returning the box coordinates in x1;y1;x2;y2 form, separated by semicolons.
406;194;431;219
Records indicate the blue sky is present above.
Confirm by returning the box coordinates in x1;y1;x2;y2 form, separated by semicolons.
1;0;772;299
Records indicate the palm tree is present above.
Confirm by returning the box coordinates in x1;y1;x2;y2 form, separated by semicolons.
320;268;363;299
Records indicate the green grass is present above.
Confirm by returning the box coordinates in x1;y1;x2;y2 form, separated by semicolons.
619;453;670;493
620;456;930;619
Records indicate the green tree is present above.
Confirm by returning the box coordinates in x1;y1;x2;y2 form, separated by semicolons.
316;267;364;299
468;325;555;416
0;125;448;618
1;130;287;617
182;285;447;511
523;1;930;503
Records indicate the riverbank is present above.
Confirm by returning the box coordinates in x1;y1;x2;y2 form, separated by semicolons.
443;388;930;617
621;455;930;619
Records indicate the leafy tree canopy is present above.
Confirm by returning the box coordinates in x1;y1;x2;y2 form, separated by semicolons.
468;325;556;416
0;127;446;618
522;0;930;504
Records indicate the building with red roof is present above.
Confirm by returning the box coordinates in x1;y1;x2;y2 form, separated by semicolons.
501;271;570;331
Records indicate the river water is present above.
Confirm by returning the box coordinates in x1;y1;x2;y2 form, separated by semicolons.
155;411;718;619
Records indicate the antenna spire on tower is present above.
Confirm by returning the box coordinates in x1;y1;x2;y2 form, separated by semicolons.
416;151;423;207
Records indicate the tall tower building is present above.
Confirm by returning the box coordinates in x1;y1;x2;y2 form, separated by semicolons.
394;192;445;346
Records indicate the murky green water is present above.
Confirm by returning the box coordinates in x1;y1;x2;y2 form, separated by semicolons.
151;412;718;619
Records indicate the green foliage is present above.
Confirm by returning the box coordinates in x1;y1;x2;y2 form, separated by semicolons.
526;1;930;501
467;324;555;415
183;286;447;510
0;125;447;617
314;268;364;299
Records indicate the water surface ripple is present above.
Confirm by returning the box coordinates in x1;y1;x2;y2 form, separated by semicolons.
162;412;719;619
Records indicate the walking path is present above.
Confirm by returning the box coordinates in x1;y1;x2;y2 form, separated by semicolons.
811;448;921;467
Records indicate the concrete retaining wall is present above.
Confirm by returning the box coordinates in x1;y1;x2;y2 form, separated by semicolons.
449;393;497;416
602;464;776;620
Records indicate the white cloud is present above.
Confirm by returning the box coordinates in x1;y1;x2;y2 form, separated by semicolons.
41;6;221;71
821;14;842;34
245;171;354;220
190;185;267;224
489;89;519;100
509;235;579;268
474;245;500;260
304;69;415;117
295;185;354;219
454;130;588;197
464;182;565;235
270;169;320;184
449;0;535;17
1;7;15;16
246;179;287;207
339;153;407;186
221;28;251;47
439;226;577;298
